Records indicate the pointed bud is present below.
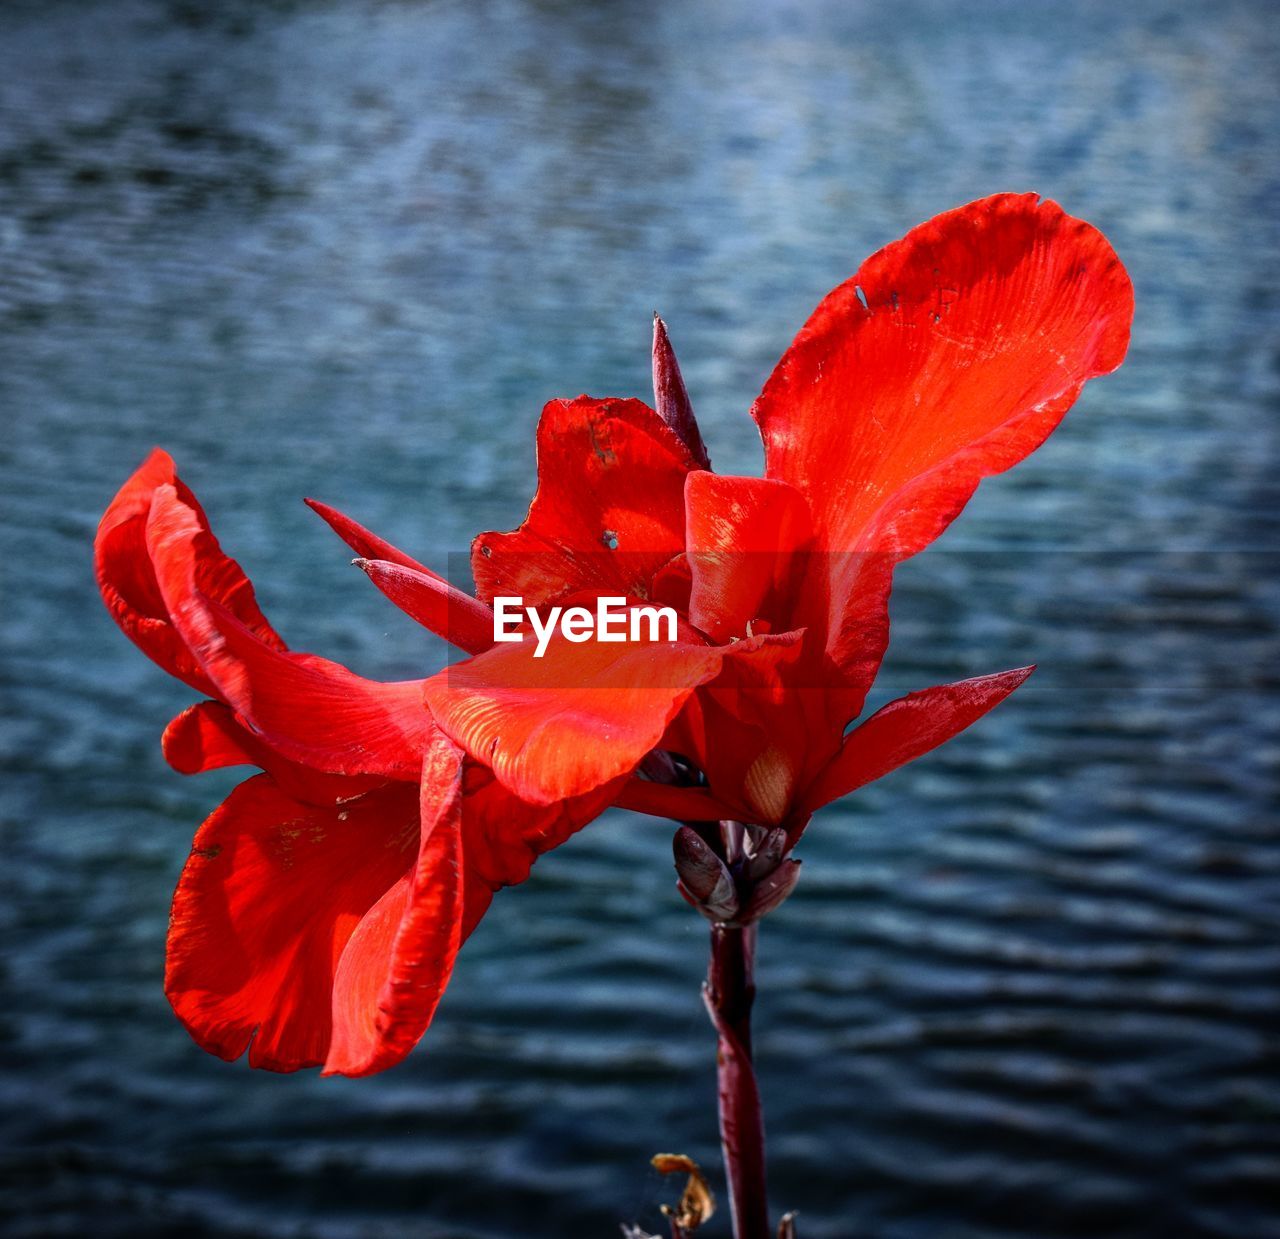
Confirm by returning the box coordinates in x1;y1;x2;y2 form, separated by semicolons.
652;314;710;469
672;827;725;901
741;859;801;923
778;1212;799;1239
673;826;739;921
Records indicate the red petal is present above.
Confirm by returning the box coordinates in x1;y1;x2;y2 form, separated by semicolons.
165;776;421;1072
95;449;284;695
324;732;466;1076
684;473;813;643
147;485;431;778
162;701;383;805
306;502;493;652
425;627;795;804
752;194;1133;700
614;778;741;823
650;553;693;613
323;749;624;1075
799;666;1035;814
658;629;821;825
356;558;494;655
471;396;697;608
162;701;257;774
460;761;621;894
168;750;610;1076
304;498;431;575
424;636;720;804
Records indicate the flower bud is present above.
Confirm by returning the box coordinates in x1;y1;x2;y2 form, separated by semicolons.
673;826;739;921
743;826;787;881
741;858;801;923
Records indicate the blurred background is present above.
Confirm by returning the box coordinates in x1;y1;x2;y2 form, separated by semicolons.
1;0;1278;1235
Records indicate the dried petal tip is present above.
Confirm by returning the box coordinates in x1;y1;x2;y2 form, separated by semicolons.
652;1153;715;1232
652;315;710;470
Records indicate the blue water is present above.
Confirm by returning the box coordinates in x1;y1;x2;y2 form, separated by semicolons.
1;1;1278;1236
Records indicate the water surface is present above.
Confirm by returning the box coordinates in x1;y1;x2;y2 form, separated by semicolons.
2;1;1278;1235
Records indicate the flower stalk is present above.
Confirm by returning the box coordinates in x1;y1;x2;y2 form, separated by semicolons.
673;818;781;1237
705;919;769;1239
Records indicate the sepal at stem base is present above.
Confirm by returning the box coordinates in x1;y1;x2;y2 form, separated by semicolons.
740;859;801;923
674;826;739;919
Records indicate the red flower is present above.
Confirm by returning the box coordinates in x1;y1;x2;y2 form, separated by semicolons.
97;193;1132;1075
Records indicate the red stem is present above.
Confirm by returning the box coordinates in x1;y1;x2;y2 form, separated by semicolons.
705;921;770;1239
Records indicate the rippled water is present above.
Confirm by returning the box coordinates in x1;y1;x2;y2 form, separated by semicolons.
2;1;1278;1235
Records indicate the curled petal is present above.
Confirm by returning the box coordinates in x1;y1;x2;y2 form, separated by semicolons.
324;732;466;1077
167;751;617;1076
471;396;696;608
163;701;382;806
356;558;494;655
799;666;1035;815
147;485;431;778
162;700;258;775
95;448;283;695
165;776;421;1072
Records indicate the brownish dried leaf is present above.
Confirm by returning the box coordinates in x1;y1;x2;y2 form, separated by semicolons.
651;1153;716;1232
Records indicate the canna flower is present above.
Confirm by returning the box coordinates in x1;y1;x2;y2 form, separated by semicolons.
96;193;1132;1077
425;192;1132;906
